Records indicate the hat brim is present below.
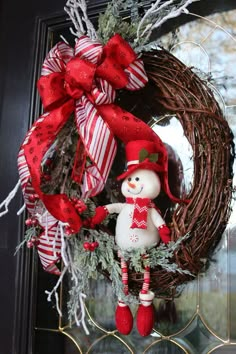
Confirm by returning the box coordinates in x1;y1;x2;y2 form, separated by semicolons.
117;161;166;180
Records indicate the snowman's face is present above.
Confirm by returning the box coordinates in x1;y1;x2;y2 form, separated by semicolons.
121;169;161;199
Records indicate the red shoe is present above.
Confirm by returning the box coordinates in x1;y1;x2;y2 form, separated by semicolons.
115;303;133;335
136;291;155;336
136;303;155;336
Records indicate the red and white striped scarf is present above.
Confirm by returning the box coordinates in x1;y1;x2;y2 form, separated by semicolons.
126;197;154;229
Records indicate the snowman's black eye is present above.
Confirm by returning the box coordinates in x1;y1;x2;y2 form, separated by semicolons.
128;177;132;181
135;177;140;181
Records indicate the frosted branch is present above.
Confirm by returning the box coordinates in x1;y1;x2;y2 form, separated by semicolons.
46;235;90;334
64;0;98;40
17;203;26;216
59;222;70;267
45;265;69;317
136;0;198;44
0;179;21;217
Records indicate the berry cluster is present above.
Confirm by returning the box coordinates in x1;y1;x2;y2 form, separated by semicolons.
71;198;87;213
83;241;99;252
25;217;38;227
28;193;39;203
27;236;39;248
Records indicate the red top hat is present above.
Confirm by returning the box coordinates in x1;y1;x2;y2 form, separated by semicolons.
118;139;183;203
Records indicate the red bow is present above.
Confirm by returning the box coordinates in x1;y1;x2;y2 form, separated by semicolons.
18;34;148;273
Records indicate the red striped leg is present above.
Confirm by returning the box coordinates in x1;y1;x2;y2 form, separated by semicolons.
141;255;150;294
119;254;129;296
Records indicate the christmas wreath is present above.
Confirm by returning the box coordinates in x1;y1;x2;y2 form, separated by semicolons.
0;0;234;337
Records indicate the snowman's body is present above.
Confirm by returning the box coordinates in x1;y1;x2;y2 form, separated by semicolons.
116;204;160;249
106;169;165;250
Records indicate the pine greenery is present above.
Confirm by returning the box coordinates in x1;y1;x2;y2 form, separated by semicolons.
97;0;141;46
66;228;193;314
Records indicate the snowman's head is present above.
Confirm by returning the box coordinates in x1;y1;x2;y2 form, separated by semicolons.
121;168;161;199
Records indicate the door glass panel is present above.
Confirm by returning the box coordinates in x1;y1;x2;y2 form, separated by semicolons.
145;340;186;354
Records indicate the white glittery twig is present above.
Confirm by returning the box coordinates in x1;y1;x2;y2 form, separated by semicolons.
64;0;98;40
136;0;198;44
0;179;21;217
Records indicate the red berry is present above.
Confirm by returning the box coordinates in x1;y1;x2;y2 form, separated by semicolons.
83;242;91;250
25;218;33;226
91;241;99;249
89;244;96;252
31;219;38;226
65;226;73;235
31;237;40;246
29;194;36;202
27;241;34;248
75;201;87;213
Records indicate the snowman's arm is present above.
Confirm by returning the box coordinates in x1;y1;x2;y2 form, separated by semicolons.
106;203;124;214
89;203;124;227
151;208;171;244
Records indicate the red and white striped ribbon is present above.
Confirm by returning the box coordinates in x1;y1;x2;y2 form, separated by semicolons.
41;42;74;75
75;96;117;198
74;36;103;64
37;223;61;275
125;59;148;90
18;114;62;274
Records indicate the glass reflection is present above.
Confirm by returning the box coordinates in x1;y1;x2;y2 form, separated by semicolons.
151;116;193;195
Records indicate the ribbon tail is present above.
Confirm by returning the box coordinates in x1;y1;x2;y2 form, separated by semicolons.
19;99;82;233
97;103;156;143
74;96;117;198
37;222;61;275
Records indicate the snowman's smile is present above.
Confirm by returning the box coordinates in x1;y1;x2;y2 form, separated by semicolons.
127;187;143;195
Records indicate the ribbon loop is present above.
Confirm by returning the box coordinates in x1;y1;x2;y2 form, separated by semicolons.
103;33;137;69
37;73;67;111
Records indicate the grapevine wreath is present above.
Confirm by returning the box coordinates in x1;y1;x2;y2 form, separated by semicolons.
0;0;234;336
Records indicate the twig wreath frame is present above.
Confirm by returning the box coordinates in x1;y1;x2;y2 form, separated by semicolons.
126;48;234;297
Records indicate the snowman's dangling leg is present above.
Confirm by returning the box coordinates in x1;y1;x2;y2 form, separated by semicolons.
141;263;150;294
115;251;133;335
121;256;129;295
136;254;155;336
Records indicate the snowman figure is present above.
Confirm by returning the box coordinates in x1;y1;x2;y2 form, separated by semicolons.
90;140;174;336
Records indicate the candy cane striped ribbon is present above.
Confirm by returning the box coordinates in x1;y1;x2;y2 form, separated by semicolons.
18;113;62;274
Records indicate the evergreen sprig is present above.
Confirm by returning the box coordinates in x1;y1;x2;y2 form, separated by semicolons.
66;229;193;315
120;233;192;275
97;0;140;46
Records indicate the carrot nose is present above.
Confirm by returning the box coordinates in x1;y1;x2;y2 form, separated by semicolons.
128;181;136;189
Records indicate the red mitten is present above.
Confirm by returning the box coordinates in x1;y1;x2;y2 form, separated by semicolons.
90;206;109;227
158;224;171;244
